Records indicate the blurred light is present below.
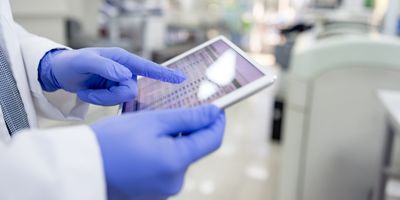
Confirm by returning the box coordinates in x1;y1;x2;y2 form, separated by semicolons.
249;29;263;52
250;53;276;67
371;0;389;28
199;180;216;195
197;81;219;101
245;164;269;181
278;0;290;14
252;0;265;21
206;49;236;85
285;8;296;21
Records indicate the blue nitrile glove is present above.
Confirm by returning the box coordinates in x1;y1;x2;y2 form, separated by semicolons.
38;47;185;106
91;105;226;199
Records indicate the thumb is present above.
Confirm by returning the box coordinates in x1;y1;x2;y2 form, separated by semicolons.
77;79;137;106
175;113;225;163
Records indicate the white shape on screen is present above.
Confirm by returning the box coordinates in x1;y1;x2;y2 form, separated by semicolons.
196;49;237;101
205;49;237;86
197;80;219;101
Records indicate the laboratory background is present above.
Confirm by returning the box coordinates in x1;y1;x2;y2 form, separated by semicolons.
10;0;400;199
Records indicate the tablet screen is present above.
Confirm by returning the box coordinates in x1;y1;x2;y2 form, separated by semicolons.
123;38;265;112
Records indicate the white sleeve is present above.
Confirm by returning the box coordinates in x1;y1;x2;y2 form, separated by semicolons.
0;126;106;200
13;23;89;120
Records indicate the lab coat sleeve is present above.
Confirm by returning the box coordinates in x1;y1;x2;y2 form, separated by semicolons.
13;23;89;120
0;125;106;200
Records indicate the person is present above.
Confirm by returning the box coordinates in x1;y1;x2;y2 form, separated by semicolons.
0;1;226;199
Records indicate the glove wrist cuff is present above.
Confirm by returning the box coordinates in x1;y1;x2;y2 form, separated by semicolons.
38;49;65;92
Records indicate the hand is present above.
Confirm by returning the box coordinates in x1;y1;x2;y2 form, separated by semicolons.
91;105;225;199
39;47;185;106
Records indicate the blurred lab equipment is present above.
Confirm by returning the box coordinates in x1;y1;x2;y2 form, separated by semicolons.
271;22;313;142
311;0;342;9
376;0;400;36
88;0;166;58
275;23;313;71
270;0;376;142
279;31;400;200
377;90;400;200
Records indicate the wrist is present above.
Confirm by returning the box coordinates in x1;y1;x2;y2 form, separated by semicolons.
38;49;65;92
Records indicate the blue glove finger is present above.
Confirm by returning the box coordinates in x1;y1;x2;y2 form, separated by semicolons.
175;112;225;163
93;47;186;83
77;79;137;106
76;53;133;82
144;105;222;135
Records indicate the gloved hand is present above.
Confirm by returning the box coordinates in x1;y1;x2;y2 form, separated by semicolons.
39;47;185;106
91;105;225;199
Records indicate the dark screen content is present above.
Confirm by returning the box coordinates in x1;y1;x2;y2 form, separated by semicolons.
123;39;264;113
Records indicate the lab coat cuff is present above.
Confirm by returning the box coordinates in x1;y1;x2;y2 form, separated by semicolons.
21;36;89;120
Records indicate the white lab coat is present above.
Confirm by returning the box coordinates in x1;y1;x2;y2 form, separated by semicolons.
0;1;106;199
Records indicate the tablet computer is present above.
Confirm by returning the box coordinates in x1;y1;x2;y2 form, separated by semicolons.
120;36;276;114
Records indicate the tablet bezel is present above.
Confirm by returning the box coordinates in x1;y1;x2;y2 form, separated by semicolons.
119;36;276;114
